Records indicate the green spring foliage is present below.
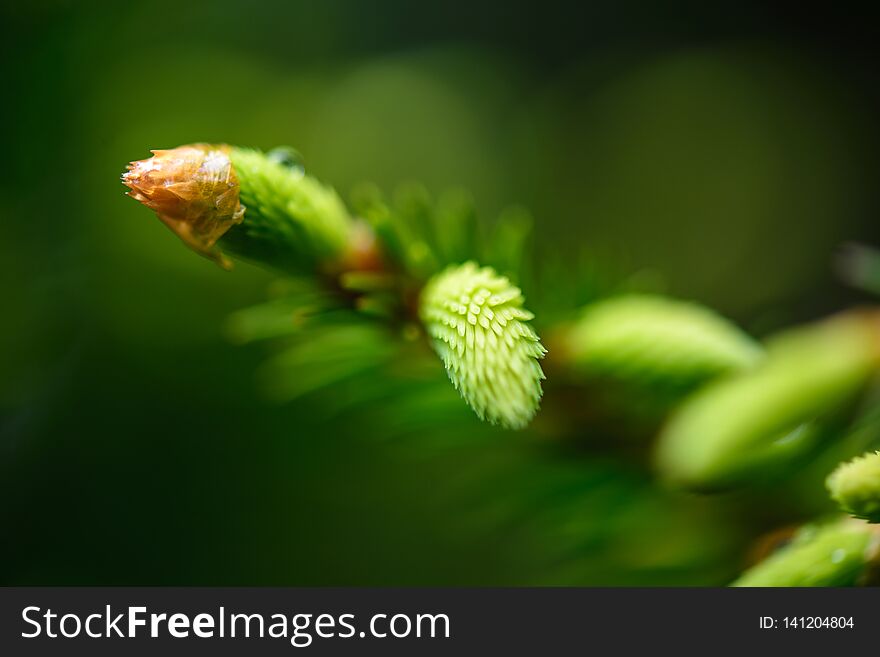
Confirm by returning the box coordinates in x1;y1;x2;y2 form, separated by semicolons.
655;314;880;490
350;182;533;281
732;520;876;587
222;147;353;272
419;261;546;429
827;451;880;523
123;142;880;586
565;294;762;394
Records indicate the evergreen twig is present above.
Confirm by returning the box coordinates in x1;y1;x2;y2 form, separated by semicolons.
122;142;880;586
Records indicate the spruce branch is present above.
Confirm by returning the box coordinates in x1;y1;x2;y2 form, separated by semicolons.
122;144;550;428
827;451;880;523
120;140;880;585
419;261;546;429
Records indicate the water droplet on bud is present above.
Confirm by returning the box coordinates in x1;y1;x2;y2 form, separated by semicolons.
267;146;305;176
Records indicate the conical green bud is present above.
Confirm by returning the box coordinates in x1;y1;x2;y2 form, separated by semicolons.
564;295;762;393
827;451;880;523
732;519;878;587
419;262;546;429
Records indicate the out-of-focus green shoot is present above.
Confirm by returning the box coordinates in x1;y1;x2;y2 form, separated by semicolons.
732;519;879;587
655;312;880;490
561;295;762;398
827;451;880;523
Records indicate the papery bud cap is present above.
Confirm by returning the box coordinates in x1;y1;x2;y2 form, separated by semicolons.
122;143;245;268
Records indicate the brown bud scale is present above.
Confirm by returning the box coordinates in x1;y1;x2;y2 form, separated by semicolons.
122;143;245;268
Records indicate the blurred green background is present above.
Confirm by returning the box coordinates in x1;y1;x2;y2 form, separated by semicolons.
2;0;880;585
